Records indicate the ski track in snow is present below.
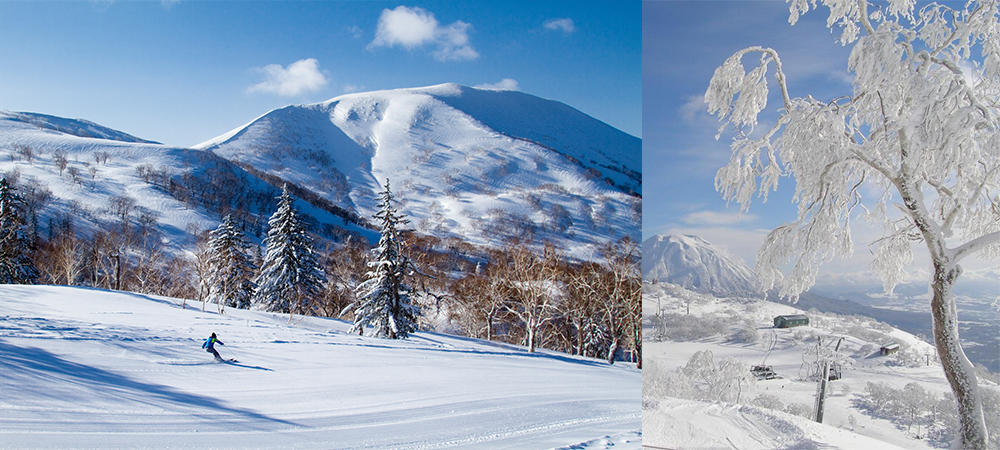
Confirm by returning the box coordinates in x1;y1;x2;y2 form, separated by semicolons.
0;286;640;449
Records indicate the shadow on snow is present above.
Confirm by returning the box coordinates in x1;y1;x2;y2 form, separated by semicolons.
0;339;297;430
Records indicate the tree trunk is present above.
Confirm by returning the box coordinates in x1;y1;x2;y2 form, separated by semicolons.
635;321;642;369
607;338;618;365
930;261;989;450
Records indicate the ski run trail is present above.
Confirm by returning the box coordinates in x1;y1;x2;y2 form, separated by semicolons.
0;285;640;449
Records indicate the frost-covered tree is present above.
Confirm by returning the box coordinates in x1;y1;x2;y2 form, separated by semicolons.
0;178;38;284
206;214;256;313
705;1;999;447
253;185;325;316
348;179;420;339
569;238;641;365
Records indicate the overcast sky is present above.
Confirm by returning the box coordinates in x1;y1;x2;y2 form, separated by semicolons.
0;1;640;147
642;1;997;296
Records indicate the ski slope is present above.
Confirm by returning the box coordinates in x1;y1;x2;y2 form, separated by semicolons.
0;286;640;449
643;397;908;450
643;281;1000;449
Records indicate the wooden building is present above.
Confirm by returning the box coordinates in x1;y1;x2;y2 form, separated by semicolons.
880;343;900;356
773;314;809;328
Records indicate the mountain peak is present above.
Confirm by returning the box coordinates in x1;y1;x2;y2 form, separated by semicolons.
642;234;761;297
195;83;640;257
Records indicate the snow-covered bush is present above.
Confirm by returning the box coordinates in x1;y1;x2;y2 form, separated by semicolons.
791;329;812;342
783;403;812;419
860;381;1000;448
885;346;926;369
749;393;785;411
654;313;728;341
857;343;877;358
644;350;756;405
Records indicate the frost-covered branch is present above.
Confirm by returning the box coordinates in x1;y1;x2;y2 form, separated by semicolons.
704;1;999;446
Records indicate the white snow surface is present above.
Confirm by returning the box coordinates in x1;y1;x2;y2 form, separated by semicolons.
644;397;908;450
0;285;640;449
643;282;1000;450
196;83;641;259
642;234;761;297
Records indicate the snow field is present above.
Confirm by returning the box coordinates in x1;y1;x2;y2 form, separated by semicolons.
0;285;640;449
642;283;998;449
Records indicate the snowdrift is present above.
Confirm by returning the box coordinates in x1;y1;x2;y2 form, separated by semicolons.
0;285;640;449
643;397;907;450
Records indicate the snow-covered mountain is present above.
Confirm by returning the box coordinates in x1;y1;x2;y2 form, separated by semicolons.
196;83;641;257
0;109;373;254
0;285;641;449
0;84;640;258
1;111;158;144
641;234;761;297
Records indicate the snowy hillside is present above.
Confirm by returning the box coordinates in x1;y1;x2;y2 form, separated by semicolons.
1;111;159;144
0;111;375;253
644;397;908;449
0;285;640;449
197;83;641;257
643;281;1000;450
641;234;760;297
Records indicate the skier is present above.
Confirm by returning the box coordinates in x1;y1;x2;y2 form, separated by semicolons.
202;332;225;362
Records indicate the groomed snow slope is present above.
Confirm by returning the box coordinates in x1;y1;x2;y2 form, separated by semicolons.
643;397;907;450
0;286;640;449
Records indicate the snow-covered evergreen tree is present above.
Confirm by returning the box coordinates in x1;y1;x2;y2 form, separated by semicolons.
205;214;256;313
0;178;38;284
348;179;420;339
253;185;325;316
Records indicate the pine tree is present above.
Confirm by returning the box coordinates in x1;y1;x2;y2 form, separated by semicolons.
206;214;256;313
349;179;420;339
253;185;325;316
0;178;38;284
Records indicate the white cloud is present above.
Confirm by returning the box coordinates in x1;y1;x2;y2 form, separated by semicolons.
474;79;519;91
247;58;329;97
347;25;363;40
679;95;709;123
343;83;364;94
660;225;769;268
544;18;576;34
369;6;478;61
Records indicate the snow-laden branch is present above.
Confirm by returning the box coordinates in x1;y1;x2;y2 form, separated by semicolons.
703;1;999;447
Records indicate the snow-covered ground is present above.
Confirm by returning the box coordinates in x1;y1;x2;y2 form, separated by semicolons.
642;281;999;450
0;285;640;449
643;397;908;450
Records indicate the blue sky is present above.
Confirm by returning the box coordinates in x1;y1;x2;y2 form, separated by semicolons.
643;1;852;251
642;1;996;296
0;1;640;147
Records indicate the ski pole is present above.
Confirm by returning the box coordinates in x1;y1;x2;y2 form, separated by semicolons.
225;346;239;361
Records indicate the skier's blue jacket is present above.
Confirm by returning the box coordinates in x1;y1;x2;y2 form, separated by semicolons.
202;337;224;349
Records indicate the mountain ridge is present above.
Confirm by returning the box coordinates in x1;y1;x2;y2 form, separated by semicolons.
196;83;641;257
641;234;761;297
